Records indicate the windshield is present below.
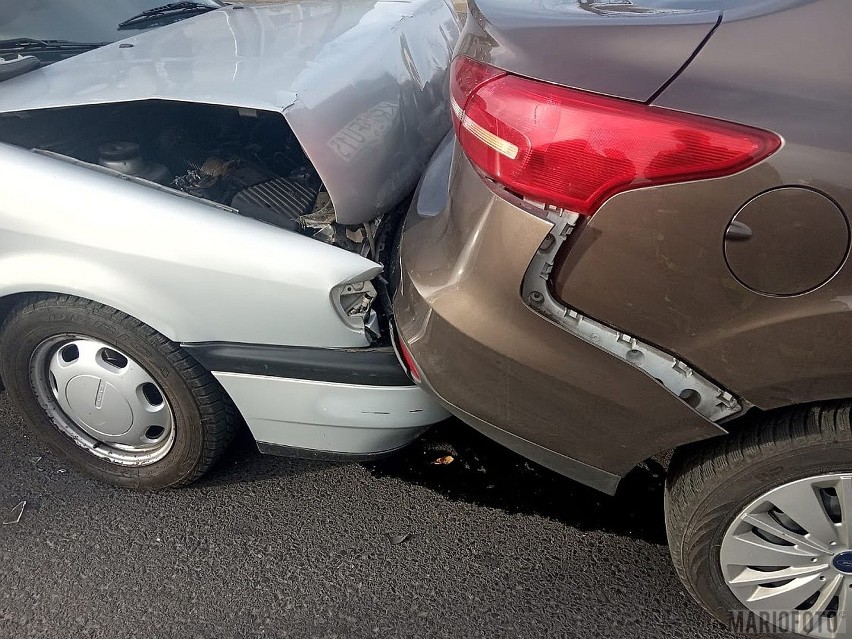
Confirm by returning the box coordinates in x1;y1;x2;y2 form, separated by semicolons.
0;0;223;47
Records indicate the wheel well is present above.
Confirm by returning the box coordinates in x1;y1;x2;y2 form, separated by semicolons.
0;292;28;324
651;404;788;473
656;399;852;475
0;291;140;333
0;293;34;389
0;290;249;435
0;289;178;341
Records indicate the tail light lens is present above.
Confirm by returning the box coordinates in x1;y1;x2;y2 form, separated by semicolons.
396;337;421;384
450;56;781;216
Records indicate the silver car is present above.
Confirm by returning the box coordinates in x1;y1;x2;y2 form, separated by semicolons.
0;0;457;488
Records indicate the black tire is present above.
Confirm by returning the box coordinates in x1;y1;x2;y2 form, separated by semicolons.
0;294;237;489
666;402;852;637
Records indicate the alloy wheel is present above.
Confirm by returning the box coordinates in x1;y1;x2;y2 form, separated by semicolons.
721;473;852;637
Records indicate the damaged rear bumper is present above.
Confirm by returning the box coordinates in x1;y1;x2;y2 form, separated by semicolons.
393;139;726;493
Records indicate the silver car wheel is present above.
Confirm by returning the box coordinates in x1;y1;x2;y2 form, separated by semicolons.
721;473;852;637
29;336;175;466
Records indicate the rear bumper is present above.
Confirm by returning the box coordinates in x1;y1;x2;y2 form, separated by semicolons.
393;140;724;492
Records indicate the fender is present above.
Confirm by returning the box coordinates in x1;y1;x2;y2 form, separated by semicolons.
0;142;380;348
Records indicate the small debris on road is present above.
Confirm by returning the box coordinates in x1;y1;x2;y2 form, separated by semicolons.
432;455;454;466
3;501;26;525
389;533;411;545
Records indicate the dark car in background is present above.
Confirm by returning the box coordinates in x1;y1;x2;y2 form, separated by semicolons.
393;0;852;635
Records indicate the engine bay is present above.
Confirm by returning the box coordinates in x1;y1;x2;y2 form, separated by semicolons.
0;100;376;256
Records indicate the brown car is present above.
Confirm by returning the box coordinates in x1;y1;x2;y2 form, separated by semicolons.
392;0;852;635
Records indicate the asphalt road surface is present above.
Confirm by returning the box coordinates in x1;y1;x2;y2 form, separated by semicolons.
0;393;739;639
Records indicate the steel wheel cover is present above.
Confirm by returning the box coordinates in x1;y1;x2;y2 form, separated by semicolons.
29;336;175;466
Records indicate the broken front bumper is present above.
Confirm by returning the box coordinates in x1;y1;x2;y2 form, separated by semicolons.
185;341;448;458
393;136;725;494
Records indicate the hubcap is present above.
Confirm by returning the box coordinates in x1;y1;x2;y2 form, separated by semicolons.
30;336;175;466
721;474;852;637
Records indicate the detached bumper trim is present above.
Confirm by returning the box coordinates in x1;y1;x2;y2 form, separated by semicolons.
256;440;409;462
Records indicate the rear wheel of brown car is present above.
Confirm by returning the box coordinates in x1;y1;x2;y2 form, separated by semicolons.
666;403;852;638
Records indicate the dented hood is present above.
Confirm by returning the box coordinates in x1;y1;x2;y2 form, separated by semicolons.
0;0;459;224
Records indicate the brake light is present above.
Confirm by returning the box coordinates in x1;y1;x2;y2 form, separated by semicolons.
397;338;421;384
450;56;781;216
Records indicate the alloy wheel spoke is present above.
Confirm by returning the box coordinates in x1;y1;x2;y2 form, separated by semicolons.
810;573;843;616
768;482;840;547
747;574;826;612
744;512;832;555
729;564;828;588
836;578;852;636
797;574;845;637
723;533;821;568
835;476;852;548
723;474;852;638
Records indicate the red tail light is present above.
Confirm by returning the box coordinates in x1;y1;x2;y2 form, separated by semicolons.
396;338;421;384
450;57;781;216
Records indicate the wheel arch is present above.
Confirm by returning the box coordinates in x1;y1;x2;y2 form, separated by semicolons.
0;290;248;434
662;398;850;471
0;278;192;345
0;292;240;488
0;289;191;393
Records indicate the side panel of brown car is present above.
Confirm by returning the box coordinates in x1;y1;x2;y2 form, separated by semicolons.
552;0;852;410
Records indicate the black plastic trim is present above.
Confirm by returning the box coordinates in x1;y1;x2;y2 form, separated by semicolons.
182;341;413;387
256;440;409;462
645;13;723;105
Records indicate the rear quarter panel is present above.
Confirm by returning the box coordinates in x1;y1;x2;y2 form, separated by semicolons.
553;0;852;409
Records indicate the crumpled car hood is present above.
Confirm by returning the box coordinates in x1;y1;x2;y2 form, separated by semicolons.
0;0;460;225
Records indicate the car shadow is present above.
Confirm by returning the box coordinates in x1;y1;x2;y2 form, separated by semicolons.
198;425;334;488
366;419;669;545
203;419;669;545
